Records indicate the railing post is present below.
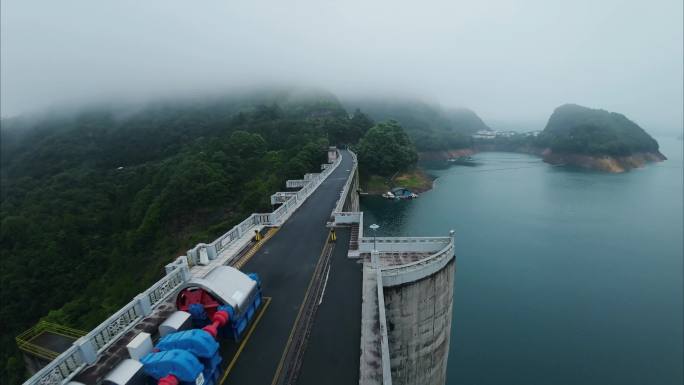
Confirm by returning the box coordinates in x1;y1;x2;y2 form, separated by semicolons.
371;250;380;269
165;263;176;275
74;337;97;364
180;264;190;281
135;293;153;317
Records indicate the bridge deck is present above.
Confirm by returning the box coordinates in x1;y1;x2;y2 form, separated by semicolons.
220;150;358;385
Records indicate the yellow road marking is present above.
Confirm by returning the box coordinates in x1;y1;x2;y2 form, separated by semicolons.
234;227;279;270
219;296;272;384
270;233;332;385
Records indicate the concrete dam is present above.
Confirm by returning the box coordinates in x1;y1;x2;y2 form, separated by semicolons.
19;148;456;385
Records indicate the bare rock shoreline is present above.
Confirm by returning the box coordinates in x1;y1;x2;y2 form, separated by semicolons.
541;150;667;173
420;147;667;173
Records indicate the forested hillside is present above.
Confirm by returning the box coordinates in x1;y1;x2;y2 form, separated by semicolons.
538;104;661;156
0;90;375;383
357;120;418;177
344;98;489;151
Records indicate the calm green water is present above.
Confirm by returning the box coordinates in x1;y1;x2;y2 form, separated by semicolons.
361;137;683;385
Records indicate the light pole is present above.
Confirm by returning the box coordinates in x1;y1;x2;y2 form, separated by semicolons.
369;224;379;251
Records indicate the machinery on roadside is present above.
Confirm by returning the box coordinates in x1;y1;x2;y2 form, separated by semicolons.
102;266;262;385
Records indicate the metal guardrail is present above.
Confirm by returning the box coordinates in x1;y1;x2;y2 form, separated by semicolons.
16;322;86;361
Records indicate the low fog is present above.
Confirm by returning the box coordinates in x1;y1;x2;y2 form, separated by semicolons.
1;0;682;132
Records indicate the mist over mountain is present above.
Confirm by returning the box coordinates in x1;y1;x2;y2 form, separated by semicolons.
3;1;682;131
344;98;488;151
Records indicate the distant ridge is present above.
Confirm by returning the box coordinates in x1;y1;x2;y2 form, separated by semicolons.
343;97;488;151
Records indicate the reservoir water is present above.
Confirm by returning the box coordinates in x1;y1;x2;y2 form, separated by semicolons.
360;136;683;385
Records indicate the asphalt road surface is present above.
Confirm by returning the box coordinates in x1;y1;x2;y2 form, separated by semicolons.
222;150;357;385
297;226;362;385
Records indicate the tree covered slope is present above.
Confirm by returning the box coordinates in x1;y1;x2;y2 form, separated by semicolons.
538;104;661;156
534;104;665;172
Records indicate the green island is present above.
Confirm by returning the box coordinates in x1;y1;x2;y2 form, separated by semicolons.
534;104;666;172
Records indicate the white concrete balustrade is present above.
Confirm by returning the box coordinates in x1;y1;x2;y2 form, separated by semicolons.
270;191;297;205
358;237;451;253
379;240;454;287
286;179;309;188
24;265;189;385
332;211;362;224
333;150;358;214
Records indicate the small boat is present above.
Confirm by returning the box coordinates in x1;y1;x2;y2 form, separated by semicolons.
447;156;477;166
383;187;418;200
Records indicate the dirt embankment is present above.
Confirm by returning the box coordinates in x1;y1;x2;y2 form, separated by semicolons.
542;150;667;173
420;145;544;160
361;168;434;195
420;146;667;173
418;148;477;161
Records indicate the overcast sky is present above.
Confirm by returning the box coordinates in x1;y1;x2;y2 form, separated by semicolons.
1;0;682;132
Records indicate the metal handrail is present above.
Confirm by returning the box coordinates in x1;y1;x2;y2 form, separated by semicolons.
16;322;86;361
